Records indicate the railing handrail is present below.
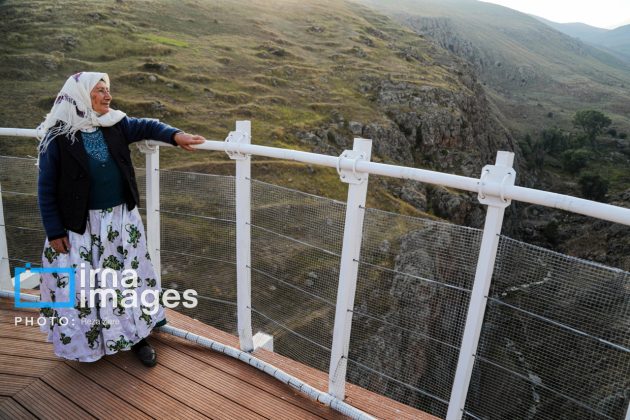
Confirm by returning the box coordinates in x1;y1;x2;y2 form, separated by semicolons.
2;123;628;420
4;126;629;227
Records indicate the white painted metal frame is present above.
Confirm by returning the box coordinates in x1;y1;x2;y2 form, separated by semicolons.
5;127;630;227
0;179;11;290
446;152;515;420
329;139;372;399
138;141;162;283
227;121;254;352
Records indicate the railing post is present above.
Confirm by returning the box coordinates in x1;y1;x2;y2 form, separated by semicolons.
0;180;11;290
227;120;254;352
139;142;161;284
328;138;372;400
446;151;515;420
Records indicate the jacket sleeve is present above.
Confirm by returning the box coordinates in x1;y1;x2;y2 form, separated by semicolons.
119;116;181;146
37;137;67;240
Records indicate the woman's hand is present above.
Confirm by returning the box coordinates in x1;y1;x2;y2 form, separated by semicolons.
50;236;70;254
174;132;206;151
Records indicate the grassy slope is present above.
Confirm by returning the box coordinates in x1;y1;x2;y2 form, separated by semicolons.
0;0;470;215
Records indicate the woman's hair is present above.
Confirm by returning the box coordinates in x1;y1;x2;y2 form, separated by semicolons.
37;72;125;154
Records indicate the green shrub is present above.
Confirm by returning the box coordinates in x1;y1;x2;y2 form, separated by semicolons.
561;149;590;172
579;173;609;202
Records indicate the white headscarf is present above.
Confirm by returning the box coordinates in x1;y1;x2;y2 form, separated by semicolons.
38;71;126;153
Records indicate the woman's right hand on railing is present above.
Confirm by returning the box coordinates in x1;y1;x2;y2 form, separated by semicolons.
50;236;70;254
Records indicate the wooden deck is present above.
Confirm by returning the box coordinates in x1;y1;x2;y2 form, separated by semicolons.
0;297;437;419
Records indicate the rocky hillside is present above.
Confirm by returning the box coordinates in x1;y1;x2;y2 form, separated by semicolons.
357;0;630;137
0;0;518;219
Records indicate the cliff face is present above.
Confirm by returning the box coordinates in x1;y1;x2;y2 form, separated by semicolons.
348;218;629;419
296;50;519;230
398;16;545;91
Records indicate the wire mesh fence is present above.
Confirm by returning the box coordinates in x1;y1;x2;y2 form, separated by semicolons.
464;237;630;420
347;208;482;418
1;153;629;419
0;156;44;272
249;179;346;377
157;169;237;334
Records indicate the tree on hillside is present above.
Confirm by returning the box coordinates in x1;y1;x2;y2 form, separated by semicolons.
540;128;569;155
572;110;612;146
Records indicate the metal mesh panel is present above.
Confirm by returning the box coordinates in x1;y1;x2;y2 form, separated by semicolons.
250;180;345;374
0;156;43;272
134;166;146;213
348;358;450;418
464;359;617;420
0;156;39;194
465;236;630;420
348;208;481;417
158;170;236;334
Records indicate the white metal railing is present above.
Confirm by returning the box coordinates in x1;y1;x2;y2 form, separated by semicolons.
1;122;629;420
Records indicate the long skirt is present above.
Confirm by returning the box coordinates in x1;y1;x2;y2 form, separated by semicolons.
39;204;165;362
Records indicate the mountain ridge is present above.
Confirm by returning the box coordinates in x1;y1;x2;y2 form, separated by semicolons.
532;15;630;63
356;0;630;138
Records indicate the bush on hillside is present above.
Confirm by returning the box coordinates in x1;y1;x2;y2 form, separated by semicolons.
579;173;609;202
573;110;612;145
561;149;590;173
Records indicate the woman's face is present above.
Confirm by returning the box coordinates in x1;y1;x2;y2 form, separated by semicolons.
90;81;112;115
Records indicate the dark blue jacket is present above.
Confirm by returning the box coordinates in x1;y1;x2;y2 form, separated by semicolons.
38;117;180;240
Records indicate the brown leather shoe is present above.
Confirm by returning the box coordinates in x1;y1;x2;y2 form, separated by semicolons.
132;338;157;367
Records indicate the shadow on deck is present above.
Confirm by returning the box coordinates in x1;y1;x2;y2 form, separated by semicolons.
0;298;437;419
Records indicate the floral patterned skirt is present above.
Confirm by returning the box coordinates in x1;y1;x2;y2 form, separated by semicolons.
39;204;165;362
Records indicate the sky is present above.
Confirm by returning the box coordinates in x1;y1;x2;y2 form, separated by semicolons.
480;0;630;29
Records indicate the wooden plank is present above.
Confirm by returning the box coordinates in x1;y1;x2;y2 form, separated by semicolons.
254;347;438;420
163;309;438;420
0;354;60;378
0;374;36;396
0;397;37;419
0;323;49;342
0;301;438;420
140;338;329;419
164;308;241;347
13;379;93;419
42;363;150;420
65;359;208;419
0;299;39;312
0;312;46;325
0;337;60;361
106;350;265;420
156;333;345;419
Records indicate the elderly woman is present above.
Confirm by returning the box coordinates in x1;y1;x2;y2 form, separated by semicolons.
37;72;204;366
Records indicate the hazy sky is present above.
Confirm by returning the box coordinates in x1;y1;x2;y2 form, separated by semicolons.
480;0;630;29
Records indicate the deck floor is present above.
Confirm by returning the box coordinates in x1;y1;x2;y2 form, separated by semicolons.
0;297;437;419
